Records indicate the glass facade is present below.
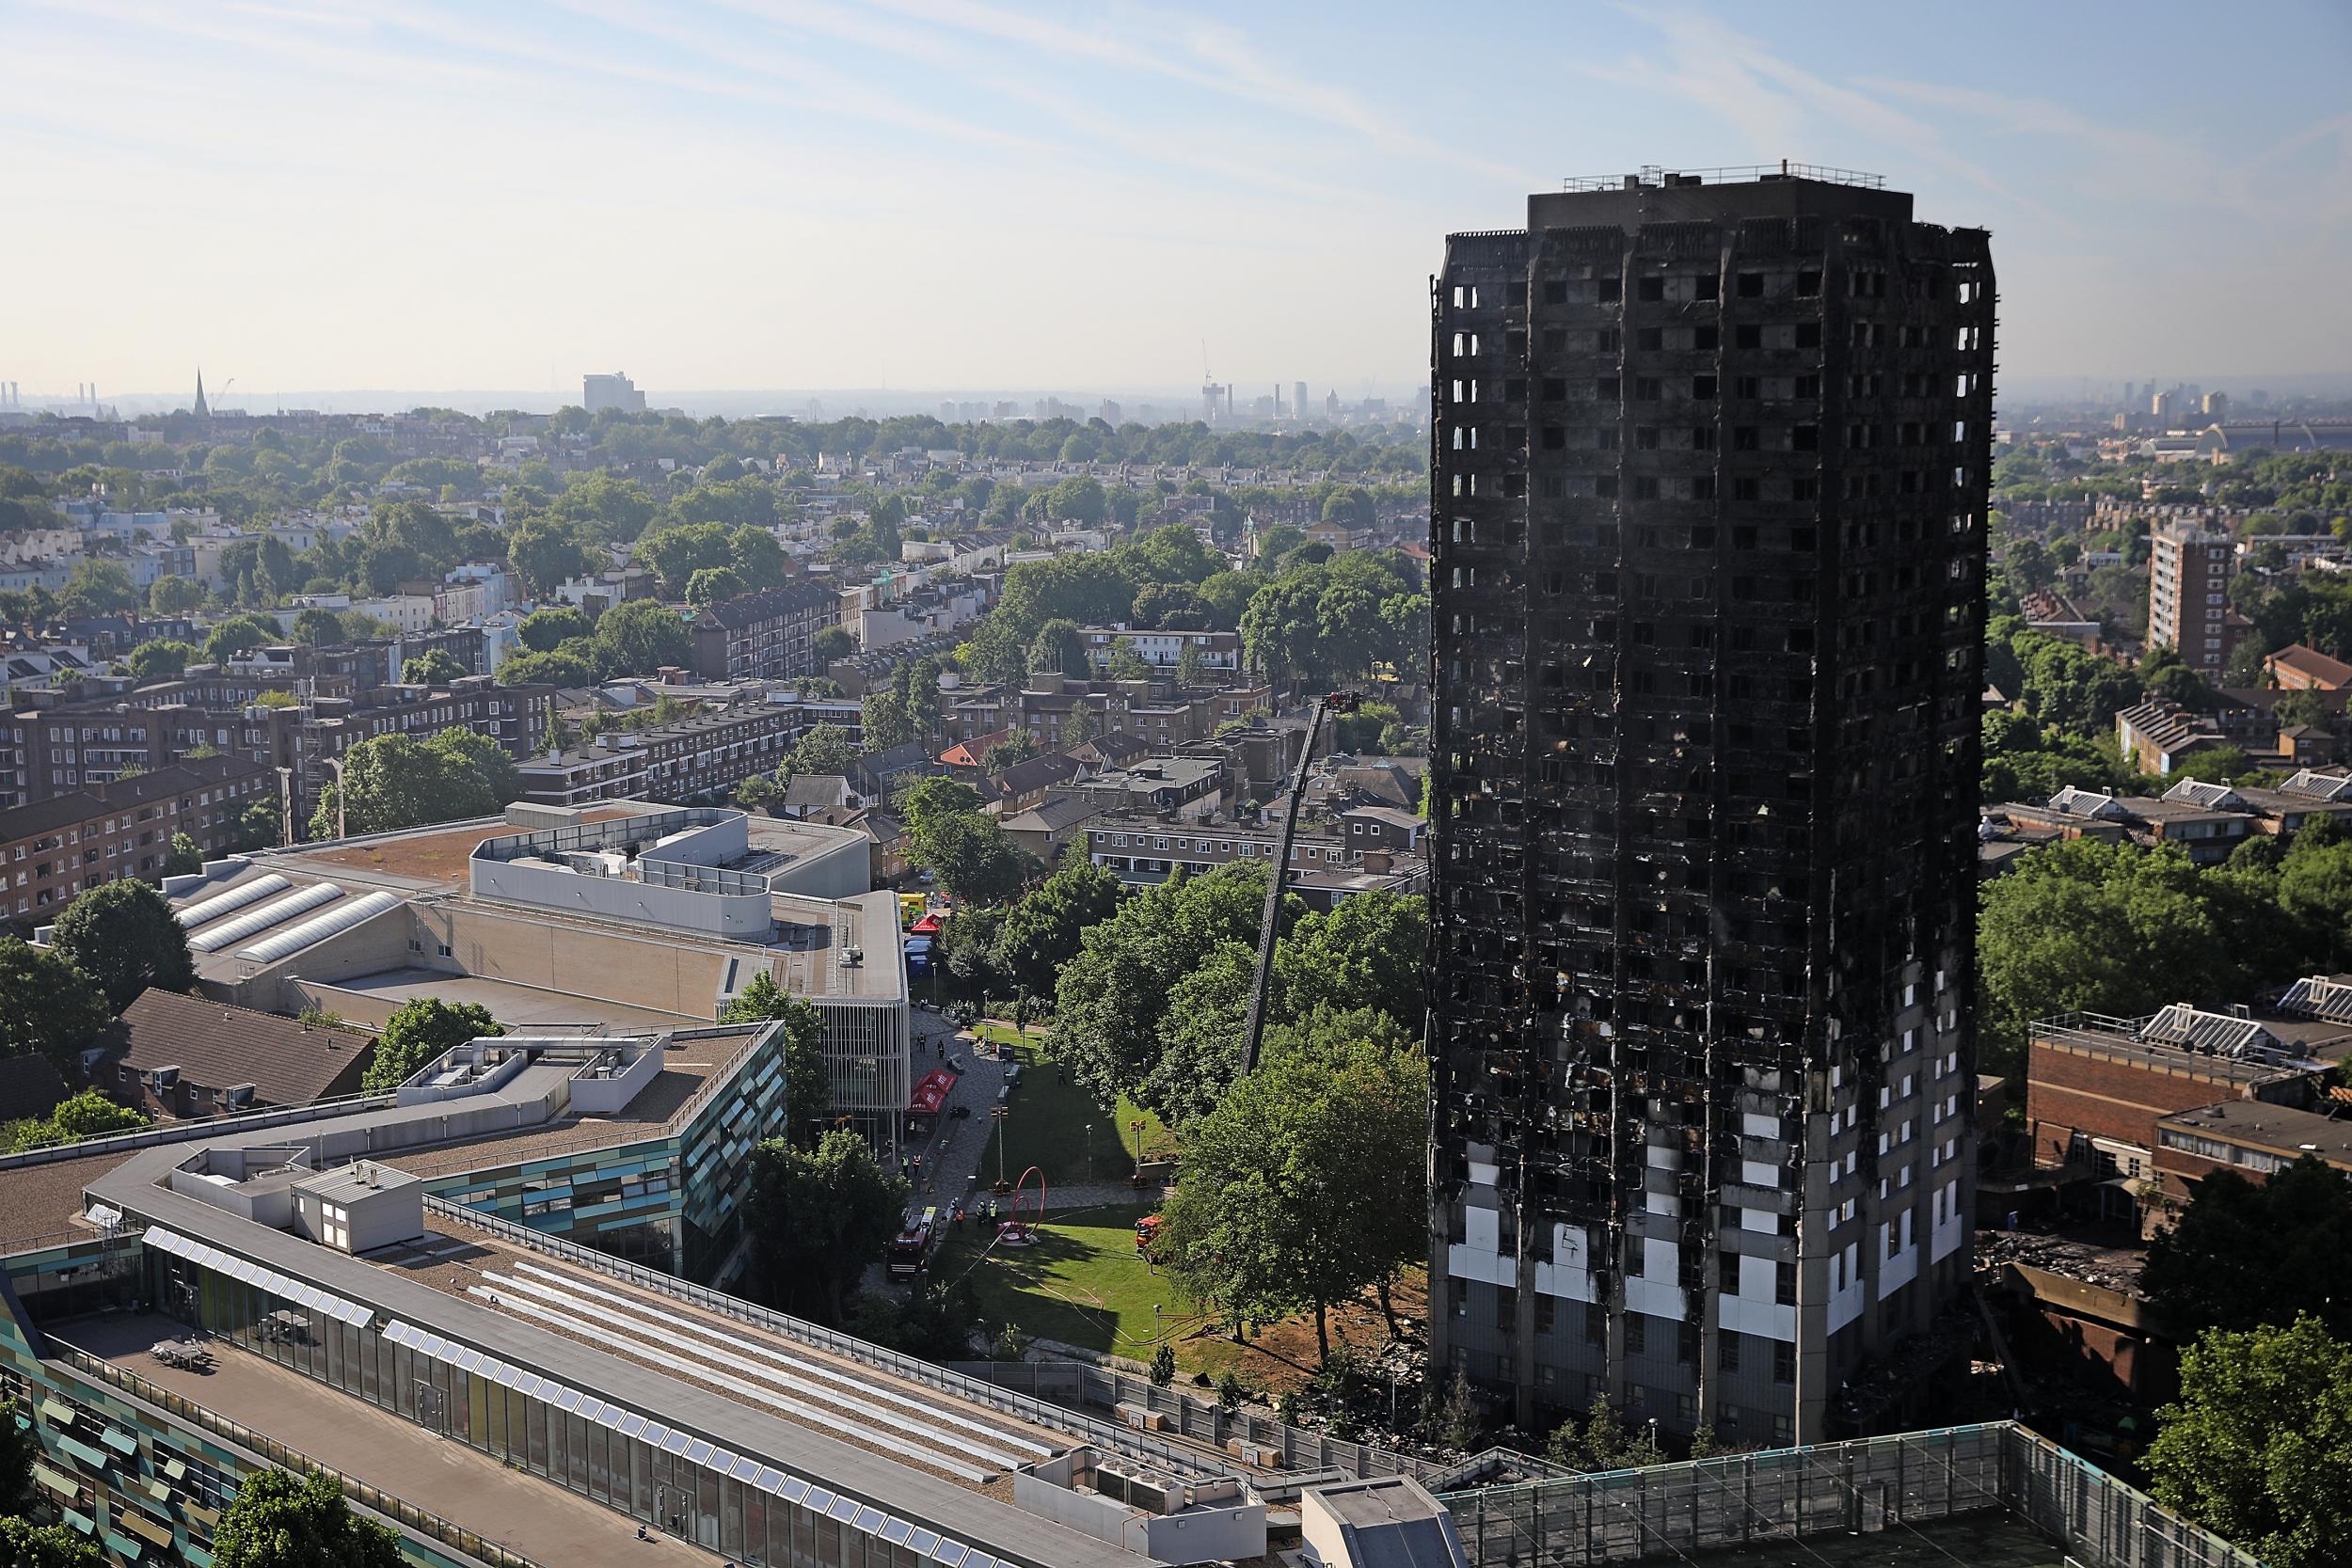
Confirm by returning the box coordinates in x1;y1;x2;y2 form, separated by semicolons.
153;1251;1007;1568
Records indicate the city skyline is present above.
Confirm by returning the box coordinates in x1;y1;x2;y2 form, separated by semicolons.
5;0;2348;398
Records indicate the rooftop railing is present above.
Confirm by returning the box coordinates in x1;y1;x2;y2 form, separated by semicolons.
1562;162;1887;193
52;1342;545;1568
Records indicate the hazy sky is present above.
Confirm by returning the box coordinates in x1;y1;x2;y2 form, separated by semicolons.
5;0;2349;404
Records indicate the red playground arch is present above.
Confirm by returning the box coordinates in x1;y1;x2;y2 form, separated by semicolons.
997;1166;1047;1246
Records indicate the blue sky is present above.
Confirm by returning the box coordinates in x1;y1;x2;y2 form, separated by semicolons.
3;0;2348;404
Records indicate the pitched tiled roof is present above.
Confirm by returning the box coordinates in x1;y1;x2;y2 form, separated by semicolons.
0;755;270;846
2270;643;2352;689
94;989;375;1111
697;583;839;630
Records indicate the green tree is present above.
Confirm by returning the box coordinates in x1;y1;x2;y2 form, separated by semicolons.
59;559;137;618
1104;637;1152;681
237;800;283;851
310;729;511;839
1274;892;1426;1037
1174;640;1205;687
983;734;1041;774
40;1090;151;1145
291;607;344;647
1062;704;1100;747
719;973;832;1141
1545;1398;1666;1471
125;638;197;681
0;940;111;1069
728;525;787;588
2275;688;2334;730
502;515;596;598
684;565;747;608
1131;582;1202;631
636;520;735;593
991;857;1120;998
147;574;204;614
1151;1343;1177;1386
547;471;659;542
2143;1315;2352;1568
0;1388;37;1516
812;624;856;661
1153;1027;1426;1361
50;880;194;1010
1196;571;1257;630
2143;1157;2352;1340
860;689;914;750
1048;864;1273;1116
1976;840;2240;1076
2169;744;2255;784
791;722;855;777
163;831;203;877
593;599;691;676
361;998;501;1094
203;612;285;666
1027;618;1091;681
401;647;466;685
743;1127;910;1323
210;1468;402;1568
496;645;600;689
516;605;593;654
0;1517;102;1568
898;777;1025;902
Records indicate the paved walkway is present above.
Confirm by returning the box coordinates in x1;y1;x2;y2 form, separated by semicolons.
61;1315;715;1566
894;1011;1167;1222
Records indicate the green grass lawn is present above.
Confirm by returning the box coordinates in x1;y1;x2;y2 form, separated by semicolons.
974;1063;1174;1187
937;1201;1169;1358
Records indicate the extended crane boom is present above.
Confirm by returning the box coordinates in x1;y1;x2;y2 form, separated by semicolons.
1237;691;1356;1076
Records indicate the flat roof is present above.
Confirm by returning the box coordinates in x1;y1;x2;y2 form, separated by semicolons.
55;1313;715;1568
281;806;649;892
83;1131;1160;1568
383;1212;1078;1496
327;969;703;1033
2157;1098;2352;1164
381;1031;746;1180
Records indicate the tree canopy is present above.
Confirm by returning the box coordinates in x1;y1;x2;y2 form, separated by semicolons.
210;1468;403;1568
50;880;194;1010
2144;1314;2352;1568
1152;1021;1426;1360
719;974;832;1140
1046;862;1425;1122
743;1127;909;1323
2143;1157;2352;1341
361;998;501;1094
311;728;517;839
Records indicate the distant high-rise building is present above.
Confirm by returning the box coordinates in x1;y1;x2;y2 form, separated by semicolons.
1100;399;1123;426
2148;523;2240;678
1295;382;1310;422
582;372;647;414
1428;166;1994;1447
2152;390;2175;423
2201;390;2229;419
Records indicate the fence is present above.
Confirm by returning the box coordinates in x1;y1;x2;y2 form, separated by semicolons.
1439;1423;2264;1568
949;1358;1452;1485
52;1342;542;1568
429;1196;1446;1485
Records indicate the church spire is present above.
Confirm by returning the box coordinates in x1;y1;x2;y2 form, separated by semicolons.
193;370;208;418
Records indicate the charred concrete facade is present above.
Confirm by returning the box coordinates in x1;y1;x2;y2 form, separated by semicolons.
1427;170;1992;1447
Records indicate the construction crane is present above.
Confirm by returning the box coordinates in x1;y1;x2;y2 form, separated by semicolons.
1237;690;1358;1076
